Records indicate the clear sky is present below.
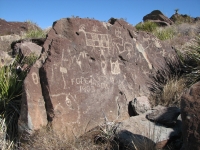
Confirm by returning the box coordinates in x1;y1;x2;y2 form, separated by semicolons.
0;0;199;29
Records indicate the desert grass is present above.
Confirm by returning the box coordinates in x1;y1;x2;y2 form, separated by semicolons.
135;21;158;32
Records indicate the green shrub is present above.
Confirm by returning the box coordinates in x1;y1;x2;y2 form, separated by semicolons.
23;29;46;38
135;21;158;32
23;20;46;38
153;27;176;40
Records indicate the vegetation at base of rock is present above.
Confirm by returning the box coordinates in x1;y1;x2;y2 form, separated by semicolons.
149;36;200;107
135;21;158;32
0;54;38;149
20;126;118;150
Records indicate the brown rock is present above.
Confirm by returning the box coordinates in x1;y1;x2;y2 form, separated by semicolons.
181;81;200;150
19;18;175;138
146;105;180;126
143;10;174;26
115;110;181;149
0;19;40;36
131;96;151;115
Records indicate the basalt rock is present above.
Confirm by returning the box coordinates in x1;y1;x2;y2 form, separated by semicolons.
181;81;200;149
18;18;175;138
143;10;174;26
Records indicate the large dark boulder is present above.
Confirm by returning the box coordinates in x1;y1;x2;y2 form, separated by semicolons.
18;18;175;138
143;10;174;26
181;81;200;150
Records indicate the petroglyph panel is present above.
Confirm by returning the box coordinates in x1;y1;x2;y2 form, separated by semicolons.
24;18;176;139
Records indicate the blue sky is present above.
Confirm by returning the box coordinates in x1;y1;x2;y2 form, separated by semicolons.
0;0;199;29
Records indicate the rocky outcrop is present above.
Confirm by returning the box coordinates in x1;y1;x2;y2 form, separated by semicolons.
181;81;200;150
131;96;151;115
170;14;195;24
0;19;40;36
146;105;180;126
143;10;174;26
115;109;182;149
18;17;175;138
0;34;21;53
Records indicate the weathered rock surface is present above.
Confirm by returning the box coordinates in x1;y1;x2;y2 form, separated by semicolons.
143;10;174;26
12;41;42;58
181;81;200;150
0;50;15;67
0;19;40;36
146;105;180;126
0;34;21;53
18;18;175;138
131;96;151;115
115;110;182;149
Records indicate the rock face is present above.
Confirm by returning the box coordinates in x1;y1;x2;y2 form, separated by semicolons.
181;81;200;149
18;18;175;138
143;10;174;26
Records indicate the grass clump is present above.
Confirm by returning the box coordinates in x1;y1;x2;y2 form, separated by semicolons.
153;27;176;40
22;20;46;39
135;21;158;32
0;54;38;149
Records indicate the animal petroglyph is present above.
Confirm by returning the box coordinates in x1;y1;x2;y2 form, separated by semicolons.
32;72;39;84
135;41;152;70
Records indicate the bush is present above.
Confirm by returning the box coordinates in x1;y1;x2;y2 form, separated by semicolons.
135;21;158;32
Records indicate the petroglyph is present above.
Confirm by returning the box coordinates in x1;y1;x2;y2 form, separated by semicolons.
110;59;121;75
152;37;162;48
124;42;133;59
52;93;80;124
100;48;107;75
135;41;152;69
71;75;111;93
92;25;99;32
32;72;39;84
61;49;68;89
79;25;110;49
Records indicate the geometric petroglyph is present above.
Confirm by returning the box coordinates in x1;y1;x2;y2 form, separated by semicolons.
32;72;39;84
79;25;109;49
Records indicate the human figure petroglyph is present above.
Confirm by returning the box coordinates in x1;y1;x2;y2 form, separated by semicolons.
110;59;121;75
124;42;133;59
32;72;39;84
